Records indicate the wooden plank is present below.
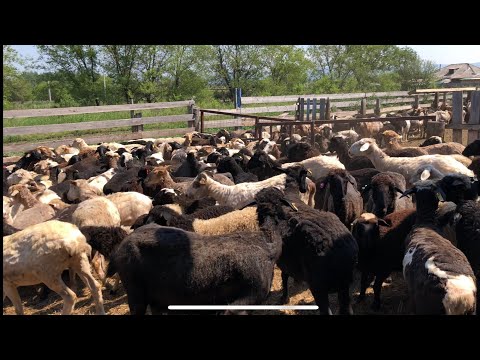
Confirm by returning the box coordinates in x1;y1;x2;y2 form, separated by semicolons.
409;88;477;94
468;130;480;144
3;128;195;153
312;98;317;120
446;124;480;130
3;100;194;119
319;98;326;120
360;98;367;116
3;114;194;136
452;92;464;125
306;98;310;121
241;91;409;104
203;119;246;129
299;98;305;121
469;91;480;125
375;98;381;116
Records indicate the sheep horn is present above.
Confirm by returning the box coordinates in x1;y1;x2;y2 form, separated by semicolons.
400;187;416;199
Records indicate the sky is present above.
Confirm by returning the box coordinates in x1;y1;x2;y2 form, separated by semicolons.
10;45;480;70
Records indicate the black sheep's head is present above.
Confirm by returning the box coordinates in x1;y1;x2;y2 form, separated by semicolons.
283;165;310;193
437;173;477;202
462;139;480;157
401;180;445;211
324;170;357;201
351;213;390;251
254;187;298;228
217;147;230;157
366;174;404;218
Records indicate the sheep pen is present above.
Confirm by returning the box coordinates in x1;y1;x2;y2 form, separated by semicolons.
2;128;474;315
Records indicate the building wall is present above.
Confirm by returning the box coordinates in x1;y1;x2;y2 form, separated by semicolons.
440;80;480;88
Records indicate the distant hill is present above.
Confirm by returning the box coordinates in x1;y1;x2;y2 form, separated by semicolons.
437;62;480;68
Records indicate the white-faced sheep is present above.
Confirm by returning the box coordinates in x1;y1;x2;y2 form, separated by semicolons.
348;138;474;186
3;220;105;315
402;180;476;315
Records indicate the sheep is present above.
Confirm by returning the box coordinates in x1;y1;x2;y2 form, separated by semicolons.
469;157;480;178
463;139;480;157
105;206;284;314
381;131;427;157
66;179;104;203
3;220;105;315
355;121;384;139
351;210;416;309
314;169;363;228
281;155;345;181
332;130;359;147
363;172;413;218
252;187;359;314
382;130;465;156
285;142;320;162
7;184;56;230
247;150;284;181
172;152;208;178
7;169;35;186
86;168;116;193
348;138;474;187
72;197;121;229
438;174;480;306
185;170;289;209
402;180;476;315
138;204;241;233
420;136;442;147
409;164;445;184
13;146;54;172
327;136;374;171
105;192;153;227
216;156;258;184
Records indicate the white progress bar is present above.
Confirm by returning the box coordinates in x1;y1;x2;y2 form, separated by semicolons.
168;305;318;310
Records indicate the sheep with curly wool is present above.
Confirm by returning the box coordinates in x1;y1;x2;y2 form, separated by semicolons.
348;138;474;187
3;220;105;315
105;192;153;227
402;180;476;315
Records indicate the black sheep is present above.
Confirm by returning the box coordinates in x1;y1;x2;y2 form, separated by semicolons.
247;150;283;181
286;142;320;162
351;210;416;310
363;172;410;218
106;207;283;314
216;157;258;184
103;166;151;195
172;152;204;178
328;136;374;171
420;136;442;147
254;187;359;314
463;139;480;157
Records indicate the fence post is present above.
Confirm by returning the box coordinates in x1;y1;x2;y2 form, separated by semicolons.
414;95;419;109
295;97;300;120
432;92;439;109
299;98;305;121
312;98;317;120
326;98;331;120
187;101;195;130
200;110;205;133
131;112;142;133
452;91;463;144
468;90;480;144
375;98;381;116
360;98;367;116
306;98;311;121
442;92;447;106
254;116;259;139
193;106;200;132
319;98;326;120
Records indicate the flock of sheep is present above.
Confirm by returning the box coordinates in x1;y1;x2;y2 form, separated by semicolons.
3;107;479;315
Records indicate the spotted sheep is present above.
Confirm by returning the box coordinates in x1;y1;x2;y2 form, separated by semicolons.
402;180;476;315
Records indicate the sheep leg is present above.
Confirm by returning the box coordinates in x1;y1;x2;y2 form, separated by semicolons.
43;276;77;315
72;254;106;315
311;288;331;315
337;286;354;315
68;268;77;291
3;283;24;315
91;252;107;286
371;273;389;311
280;271;289;304
356;272;373;303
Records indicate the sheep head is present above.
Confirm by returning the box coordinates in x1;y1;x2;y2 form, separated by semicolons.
351;213;390;251
349;138;377;157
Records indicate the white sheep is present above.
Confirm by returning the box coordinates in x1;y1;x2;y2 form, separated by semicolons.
281;155;345;181
106;192;153;227
87;168;116;193
3;220;105;315
186;172;289;209
349;138;474;185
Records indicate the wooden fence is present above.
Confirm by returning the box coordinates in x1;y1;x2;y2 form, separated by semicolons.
3;100;196;153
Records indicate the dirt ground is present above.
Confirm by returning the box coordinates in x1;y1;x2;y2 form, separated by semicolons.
2;266;410;316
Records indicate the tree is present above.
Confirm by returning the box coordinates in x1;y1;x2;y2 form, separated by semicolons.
136;45;172;103
101;45;143;103
3;46;33;107
260;45;311;95
37;45;102;105
207;45;266;103
394;47;438;90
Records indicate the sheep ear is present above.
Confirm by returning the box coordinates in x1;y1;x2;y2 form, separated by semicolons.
400;187;416;199
436;188;447;202
199;174;207;184
280;198;298;212
347;174;356;186
420;169;431;181
359;143;370;152
394;187;405;195
452;213;462;226
361;184;371;194
378;218;391;227
10;189;19;196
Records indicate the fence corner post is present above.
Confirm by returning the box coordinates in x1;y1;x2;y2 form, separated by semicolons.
375;98;381;116
193;106;200;132
360;98;367;116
